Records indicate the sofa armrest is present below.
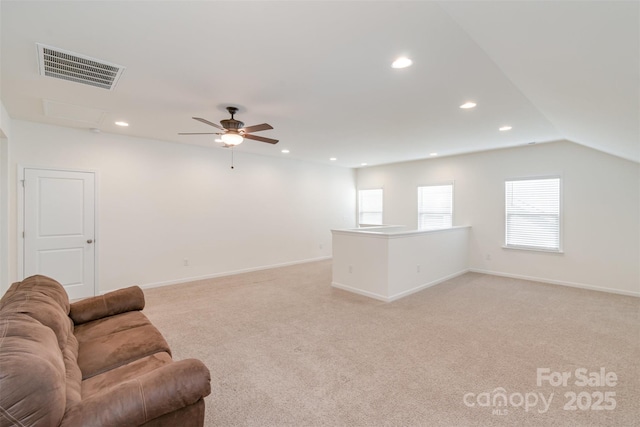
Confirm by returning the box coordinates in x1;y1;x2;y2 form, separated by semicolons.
61;359;211;427
70;286;145;325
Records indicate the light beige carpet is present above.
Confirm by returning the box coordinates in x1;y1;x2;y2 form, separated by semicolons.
143;260;639;426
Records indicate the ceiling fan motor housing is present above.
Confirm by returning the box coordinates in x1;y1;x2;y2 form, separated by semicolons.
221;119;244;131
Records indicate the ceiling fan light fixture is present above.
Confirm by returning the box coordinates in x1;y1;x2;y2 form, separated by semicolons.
221;132;244;146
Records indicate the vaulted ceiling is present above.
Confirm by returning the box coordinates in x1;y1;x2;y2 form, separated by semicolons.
1;1;638;167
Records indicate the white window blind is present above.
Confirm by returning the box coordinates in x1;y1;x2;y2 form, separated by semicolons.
358;189;383;225
505;177;561;251
418;184;453;230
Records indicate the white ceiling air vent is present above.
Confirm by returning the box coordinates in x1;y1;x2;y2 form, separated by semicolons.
36;43;125;90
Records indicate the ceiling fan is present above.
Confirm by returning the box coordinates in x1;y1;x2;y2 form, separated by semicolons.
179;106;278;147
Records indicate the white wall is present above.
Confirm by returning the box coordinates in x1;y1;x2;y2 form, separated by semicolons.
7;120;356;293
6;121;638;297
387;227;469;299
357;141;640;296
0;102;11;291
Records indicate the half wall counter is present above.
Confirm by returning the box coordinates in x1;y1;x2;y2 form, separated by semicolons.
331;225;470;302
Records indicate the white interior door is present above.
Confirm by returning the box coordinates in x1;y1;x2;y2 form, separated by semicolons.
23;168;96;299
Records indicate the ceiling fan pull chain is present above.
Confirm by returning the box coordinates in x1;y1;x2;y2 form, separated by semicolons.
231;146;234;169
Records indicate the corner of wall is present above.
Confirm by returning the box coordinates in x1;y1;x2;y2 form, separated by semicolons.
0;101;11;293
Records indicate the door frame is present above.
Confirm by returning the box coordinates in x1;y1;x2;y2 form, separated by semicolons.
17;165;99;296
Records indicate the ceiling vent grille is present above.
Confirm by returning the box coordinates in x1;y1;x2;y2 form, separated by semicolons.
36;43;125;90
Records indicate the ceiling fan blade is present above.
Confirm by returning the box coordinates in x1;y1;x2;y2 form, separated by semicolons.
193;117;224;130
242;123;273;133
178;132;219;135
244;134;279;144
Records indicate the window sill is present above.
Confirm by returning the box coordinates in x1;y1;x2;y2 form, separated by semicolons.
502;245;564;254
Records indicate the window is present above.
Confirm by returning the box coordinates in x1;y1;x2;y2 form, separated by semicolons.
505;177;561;251
358;189;383;225
418;184;453;230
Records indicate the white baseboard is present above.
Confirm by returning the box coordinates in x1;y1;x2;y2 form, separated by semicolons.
102;259;639;299
332;269;469;303
387;270;469;301
469;268;640;298
331;282;389;302
101;256;332;294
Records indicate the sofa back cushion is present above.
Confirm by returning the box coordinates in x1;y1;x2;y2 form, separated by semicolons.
0;275;71;350
0;313;67;426
0;275;83;426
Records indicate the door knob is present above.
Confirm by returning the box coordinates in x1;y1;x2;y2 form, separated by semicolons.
87;239;93;244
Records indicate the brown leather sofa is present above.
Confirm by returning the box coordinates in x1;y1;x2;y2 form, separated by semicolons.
0;275;211;426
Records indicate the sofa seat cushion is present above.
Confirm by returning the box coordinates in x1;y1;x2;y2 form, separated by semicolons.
81;352;172;399
77;317;171;379
74;311;151;344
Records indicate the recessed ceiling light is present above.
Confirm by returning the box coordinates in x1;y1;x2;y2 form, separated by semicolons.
459;102;476;109
361;162;368;166
499;126;513;131
115;121;129;127
330;157;337;161
430;152;438;157
281;149;290;154
391;57;413;69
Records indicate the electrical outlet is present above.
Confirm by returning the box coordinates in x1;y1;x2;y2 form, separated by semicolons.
348;265;353;274
183;258;189;266
319;243;324;249
417;265;421;273
486;254;491;261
